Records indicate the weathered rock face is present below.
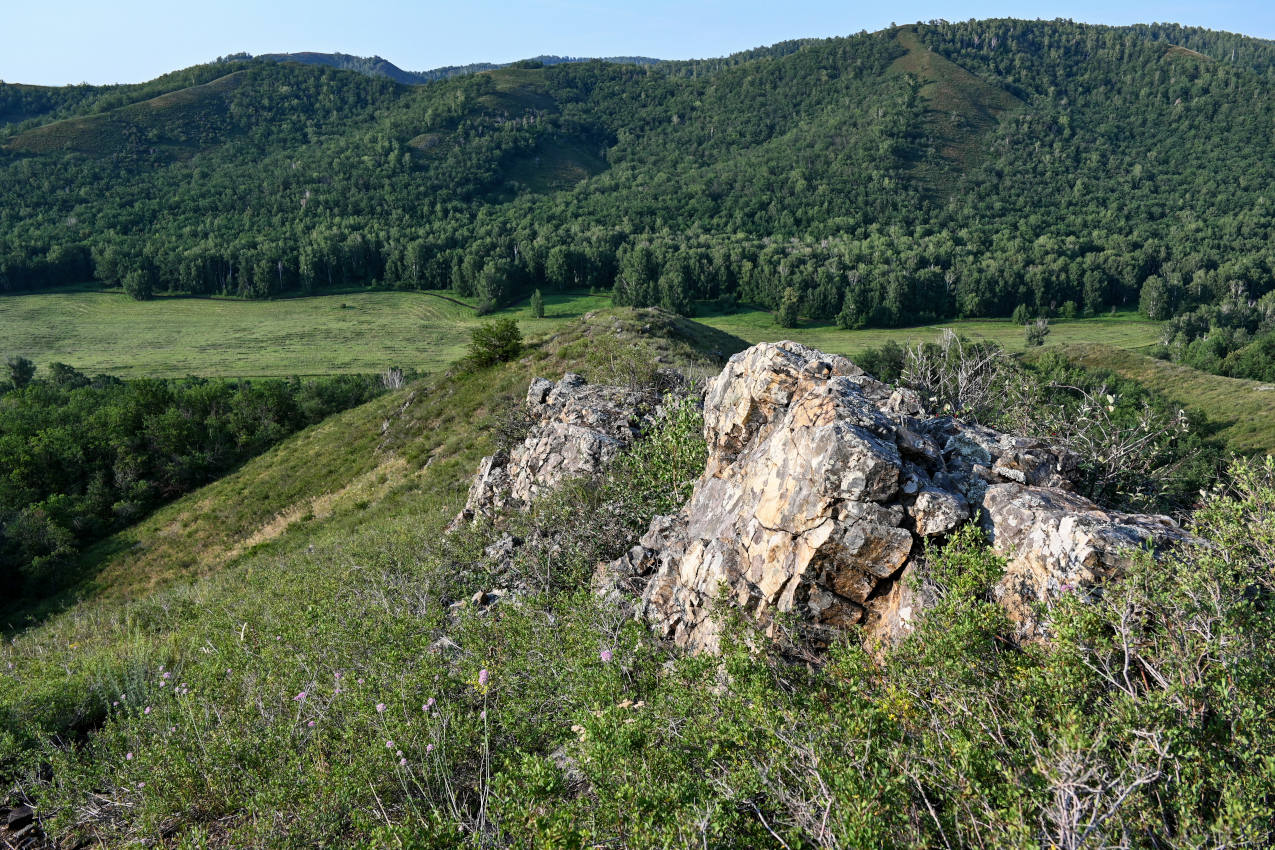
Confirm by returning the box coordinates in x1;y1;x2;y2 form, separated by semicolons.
594;341;1190;652
452;373;655;526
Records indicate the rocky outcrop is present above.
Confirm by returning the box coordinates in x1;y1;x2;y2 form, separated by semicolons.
593;342;1190;652
451;373;656;527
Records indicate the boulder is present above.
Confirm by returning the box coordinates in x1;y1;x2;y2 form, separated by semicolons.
592;341;1189;653
452;373;657;527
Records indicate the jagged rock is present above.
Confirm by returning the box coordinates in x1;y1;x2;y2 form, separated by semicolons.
982;483;1190;639
451;373;658;527
592;341;1189;654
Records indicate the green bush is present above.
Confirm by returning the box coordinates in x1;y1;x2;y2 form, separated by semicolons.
467;319;523;366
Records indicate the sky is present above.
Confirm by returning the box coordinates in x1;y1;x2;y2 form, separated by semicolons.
3;0;1274;86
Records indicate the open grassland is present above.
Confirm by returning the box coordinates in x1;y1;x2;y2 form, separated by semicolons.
1;288;1159;379
696;306;1163;358
0;288;612;378
1059;343;1275;455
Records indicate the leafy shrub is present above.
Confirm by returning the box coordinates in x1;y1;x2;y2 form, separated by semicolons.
467;319;523;366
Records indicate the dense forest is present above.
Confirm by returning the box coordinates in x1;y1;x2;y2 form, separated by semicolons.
0;362;383;599
2;19;1275;328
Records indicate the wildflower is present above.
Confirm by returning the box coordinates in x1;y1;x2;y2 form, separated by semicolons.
426;743;435;753
163;672;171;679
308;720;315;728
600;649;613;663
112;701;118;707
376;703;386;713
423;697;435;711
137;782;145;789
385;740;394;748
293;691;307;702
126;752;133;761
480;709;487;720
357;678;365;684
396;750;403;758
144;706;151;715
399;757;407;766
478;669;489;687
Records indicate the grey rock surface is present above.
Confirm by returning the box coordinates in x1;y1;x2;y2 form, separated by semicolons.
452;373;656;527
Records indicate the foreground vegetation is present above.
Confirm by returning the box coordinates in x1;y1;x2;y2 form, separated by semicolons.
1;312;1271;847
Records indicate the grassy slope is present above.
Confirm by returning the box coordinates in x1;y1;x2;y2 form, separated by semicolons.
7;307;744;624
1060;343;1275;455
1;312;1266;847
5;72;245;156
889;26;1024;192
0;289;1158;378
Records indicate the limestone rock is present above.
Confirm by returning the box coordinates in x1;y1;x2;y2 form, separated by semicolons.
982;483;1191;639
597;341;1188;654
453;373;656;526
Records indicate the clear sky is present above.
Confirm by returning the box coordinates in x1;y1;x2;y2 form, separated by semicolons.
3;0;1274;86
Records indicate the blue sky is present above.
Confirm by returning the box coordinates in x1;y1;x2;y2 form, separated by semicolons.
3;1;1274;86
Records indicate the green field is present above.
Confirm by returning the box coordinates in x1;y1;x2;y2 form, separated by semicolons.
0;287;1161;379
1059;343;1275;455
0;288;613;378
695;306;1163;359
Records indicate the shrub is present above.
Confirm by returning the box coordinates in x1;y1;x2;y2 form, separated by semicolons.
1025;316;1050;346
467;319;523;366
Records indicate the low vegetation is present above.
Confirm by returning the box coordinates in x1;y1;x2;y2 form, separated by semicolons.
1;313;1270;844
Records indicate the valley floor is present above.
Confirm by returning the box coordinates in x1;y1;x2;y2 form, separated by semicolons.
0;287;1158;378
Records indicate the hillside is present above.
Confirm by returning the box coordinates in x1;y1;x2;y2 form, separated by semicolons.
1;311;1271;847
248;51;663;84
0;19;1273;334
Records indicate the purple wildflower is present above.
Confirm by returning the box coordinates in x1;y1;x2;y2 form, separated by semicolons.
293;691;307;702
376;703;386;713
600;649;613;663
125;752;133;760
478;669;489;687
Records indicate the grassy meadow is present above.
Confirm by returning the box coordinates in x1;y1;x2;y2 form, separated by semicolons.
0;286;1159;378
1058;343;1275;455
695;304;1163;358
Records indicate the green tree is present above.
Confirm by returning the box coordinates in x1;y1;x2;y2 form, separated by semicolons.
1011;303;1032;325
1025;317;1051;346
530;289;545;318
776;286;801;328
1139;275;1171;320
468;318;523;366
6;355;35;389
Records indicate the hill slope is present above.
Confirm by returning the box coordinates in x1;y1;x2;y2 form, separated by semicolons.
1;20;1275;330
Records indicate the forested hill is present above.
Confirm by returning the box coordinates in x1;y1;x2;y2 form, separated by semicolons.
239;51;664;84
3;19;1275;329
